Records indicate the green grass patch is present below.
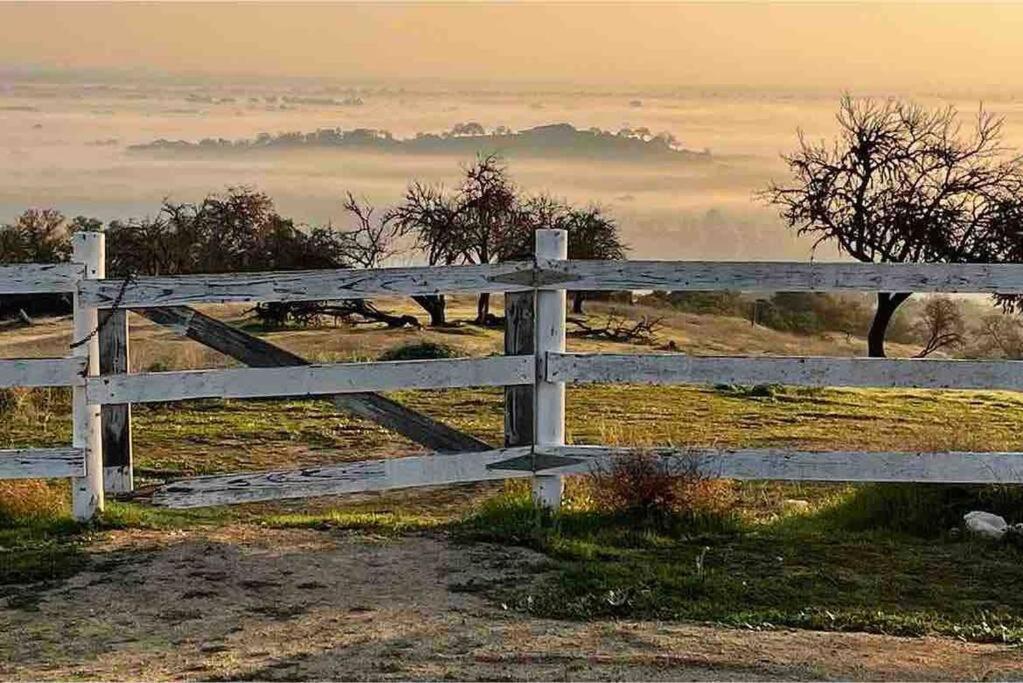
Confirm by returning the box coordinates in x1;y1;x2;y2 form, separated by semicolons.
98;500;242;530
460;487;1023;644
818;483;1023;537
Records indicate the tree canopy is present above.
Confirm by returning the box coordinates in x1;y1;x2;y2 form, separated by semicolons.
764;96;1023;356
390;154;627;323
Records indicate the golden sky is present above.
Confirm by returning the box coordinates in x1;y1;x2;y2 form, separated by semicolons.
3;2;1023;91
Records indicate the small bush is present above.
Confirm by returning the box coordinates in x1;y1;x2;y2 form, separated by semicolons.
650;290;746;316
144;359;171;373
714;383;783;399
378;341;461;361
588;450;736;526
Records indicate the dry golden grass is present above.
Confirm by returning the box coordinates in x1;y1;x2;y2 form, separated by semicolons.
0;294;924;368
0;480;68;521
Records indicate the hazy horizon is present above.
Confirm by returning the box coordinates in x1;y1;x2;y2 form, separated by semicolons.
6;3;1023;94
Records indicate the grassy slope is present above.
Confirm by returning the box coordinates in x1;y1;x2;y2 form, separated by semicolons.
2;296;1023;644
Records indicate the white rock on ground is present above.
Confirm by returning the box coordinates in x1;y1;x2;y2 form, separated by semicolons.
964;511;1008;540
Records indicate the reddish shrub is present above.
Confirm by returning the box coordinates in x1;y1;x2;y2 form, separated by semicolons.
588;449;736;522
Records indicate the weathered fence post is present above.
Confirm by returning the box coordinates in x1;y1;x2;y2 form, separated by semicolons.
504;290;534;449
533;229;567;508
100;309;132;493
71;231;105;520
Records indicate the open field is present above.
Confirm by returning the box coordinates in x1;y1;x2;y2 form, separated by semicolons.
3;298;1023;679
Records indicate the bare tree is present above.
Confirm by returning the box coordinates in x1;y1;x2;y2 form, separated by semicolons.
913;296;965;358
385;156;629;325
458;154;520;323
390;154;524;325
763;96;1023;357
501;196;628;313
562;207;627;313
335;192;398;268
387;181;463;325
975;312;1023;359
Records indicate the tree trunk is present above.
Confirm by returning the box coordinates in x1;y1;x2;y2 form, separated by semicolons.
867;292;911;357
412;295;446;326
571;291;585;315
476;293;491;325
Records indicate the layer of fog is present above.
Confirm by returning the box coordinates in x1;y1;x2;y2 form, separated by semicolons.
6;83;1023;261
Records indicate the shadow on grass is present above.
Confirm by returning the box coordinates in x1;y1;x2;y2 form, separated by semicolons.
0;510;89;610
814;482;1023;537
0;499;242;609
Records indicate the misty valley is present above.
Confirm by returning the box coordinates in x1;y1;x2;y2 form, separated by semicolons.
0;79;862;262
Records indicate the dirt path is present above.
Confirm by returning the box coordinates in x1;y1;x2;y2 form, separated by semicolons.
1;526;1020;681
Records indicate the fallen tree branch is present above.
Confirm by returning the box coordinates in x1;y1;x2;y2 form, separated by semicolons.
568;309;663;344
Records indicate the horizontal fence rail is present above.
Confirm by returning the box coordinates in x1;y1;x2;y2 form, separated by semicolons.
79;261;535;308
489;446;1023;484
0;448;86;479
537;260;1023;294
547;352;1023;391
0;358;87;388
152;447;534;508
158;442;1023;508
77;260;1023;309
87;355;535;405
0;262;84;294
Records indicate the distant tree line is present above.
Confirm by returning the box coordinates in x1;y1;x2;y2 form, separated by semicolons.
648;290;904;341
132;123;705;163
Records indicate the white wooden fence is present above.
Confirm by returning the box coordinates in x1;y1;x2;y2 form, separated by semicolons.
5;229;1023;519
0;233;104;520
